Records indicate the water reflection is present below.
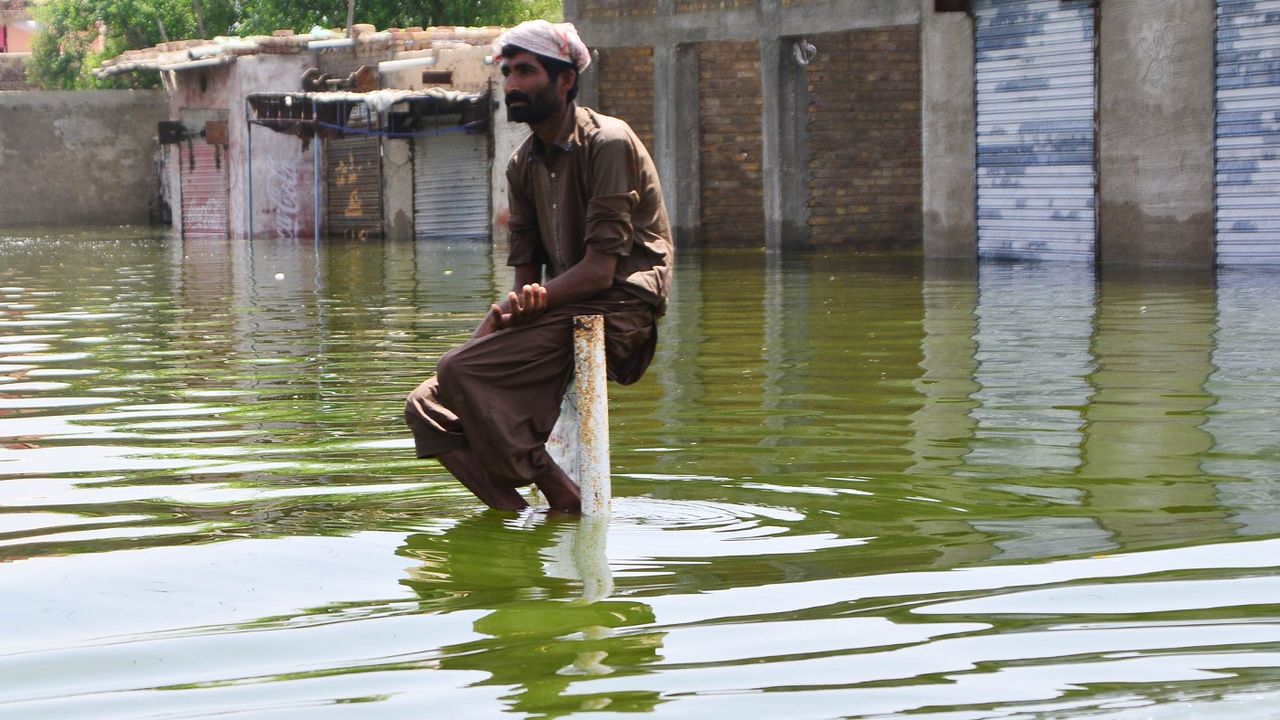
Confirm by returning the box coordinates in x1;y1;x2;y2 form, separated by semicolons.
4;230;1280;718
403;514;663;716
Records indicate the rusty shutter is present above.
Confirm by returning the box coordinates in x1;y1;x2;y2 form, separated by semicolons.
326;104;383;238
413;130;490;241
180;139;230;239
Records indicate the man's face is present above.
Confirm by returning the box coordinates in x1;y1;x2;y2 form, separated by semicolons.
501;51;567;124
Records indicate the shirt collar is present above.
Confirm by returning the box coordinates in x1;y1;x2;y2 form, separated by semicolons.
529;104;583;157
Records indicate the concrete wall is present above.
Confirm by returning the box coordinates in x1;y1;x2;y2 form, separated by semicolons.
920;3;975;260
1098;0;1216;268
0;90;168;228
0;52;29;90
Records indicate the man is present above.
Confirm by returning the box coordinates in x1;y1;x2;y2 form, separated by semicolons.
404;20;673;513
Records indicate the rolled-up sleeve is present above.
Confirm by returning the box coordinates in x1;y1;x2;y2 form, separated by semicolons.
586;137;640;256
506;159;545;267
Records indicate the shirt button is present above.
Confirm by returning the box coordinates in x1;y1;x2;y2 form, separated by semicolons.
551;172;557;178
552;204;558;210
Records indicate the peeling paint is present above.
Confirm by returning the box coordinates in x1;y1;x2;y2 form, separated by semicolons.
547;315;611;517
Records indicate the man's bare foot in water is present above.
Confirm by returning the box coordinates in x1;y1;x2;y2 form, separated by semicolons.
534;465;581;513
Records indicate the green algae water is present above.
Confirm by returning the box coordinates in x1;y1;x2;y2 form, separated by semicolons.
3;229;1280;719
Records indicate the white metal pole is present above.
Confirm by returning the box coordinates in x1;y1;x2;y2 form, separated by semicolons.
546;315;611;516
573;315;611;517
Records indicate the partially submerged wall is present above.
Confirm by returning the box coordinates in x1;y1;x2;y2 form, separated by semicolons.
0;90;168;227
1099;0;1216;267
0;53;31;90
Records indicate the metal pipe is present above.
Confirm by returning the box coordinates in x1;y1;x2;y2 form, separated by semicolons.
307;38;355;49
574;315;611;517
245;96;253;242
377;56;438;74
313;96;321;243
158;56;234;73
546;315;612;517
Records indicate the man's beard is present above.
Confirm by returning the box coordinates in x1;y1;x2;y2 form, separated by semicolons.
506;86;562;124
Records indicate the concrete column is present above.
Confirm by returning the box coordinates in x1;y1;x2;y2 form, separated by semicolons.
382;138;414;241
1098;0;1215;268
654;43;701;245
921;1;976;260
579;50;601;110
761;29;811;252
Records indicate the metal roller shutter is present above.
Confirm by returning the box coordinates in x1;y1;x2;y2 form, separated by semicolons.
326;104;383;238
1215;0;1280;265
180;140;229;240
413;130;490;241
974;0;1097;261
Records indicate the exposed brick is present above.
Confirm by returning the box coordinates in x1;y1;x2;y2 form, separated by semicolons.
698;40;764;247
596;46;656;152
677;0;752;13
805;26;922;251
580;0;658;18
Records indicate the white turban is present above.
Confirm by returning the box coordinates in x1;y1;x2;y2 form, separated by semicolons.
494;20;592;73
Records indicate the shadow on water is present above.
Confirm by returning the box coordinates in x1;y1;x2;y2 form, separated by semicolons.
3;229;1280;717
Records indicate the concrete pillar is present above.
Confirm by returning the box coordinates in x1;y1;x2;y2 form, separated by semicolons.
921;1;977;260
760;0;811;252
653;43;701;245
761;27;811;252
382;138;414;241
1098;0;1215;268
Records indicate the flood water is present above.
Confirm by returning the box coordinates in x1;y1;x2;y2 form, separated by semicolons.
3;229;1280;719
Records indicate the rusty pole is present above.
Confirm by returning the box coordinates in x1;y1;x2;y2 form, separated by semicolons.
546;315;611;516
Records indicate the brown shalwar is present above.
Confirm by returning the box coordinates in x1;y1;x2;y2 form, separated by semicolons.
405;292;656;486
404;104;672;489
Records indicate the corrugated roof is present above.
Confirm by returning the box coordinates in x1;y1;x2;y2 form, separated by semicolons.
94;24;503;79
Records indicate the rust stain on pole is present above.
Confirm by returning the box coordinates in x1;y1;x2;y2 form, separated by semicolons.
546;315;611;516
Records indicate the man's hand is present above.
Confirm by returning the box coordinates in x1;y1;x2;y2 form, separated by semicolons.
475;283;548;338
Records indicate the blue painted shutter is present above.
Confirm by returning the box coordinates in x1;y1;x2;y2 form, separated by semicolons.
974;0;1097;261
1215;0;1280;265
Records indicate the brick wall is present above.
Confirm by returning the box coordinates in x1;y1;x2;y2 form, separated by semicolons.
699;40;764;247
580;0;658;18
806;26;922;250
595;47;655;152
0;54;31;91
677;0;753;12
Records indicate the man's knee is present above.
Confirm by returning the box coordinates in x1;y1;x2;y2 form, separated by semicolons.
434;345;470;388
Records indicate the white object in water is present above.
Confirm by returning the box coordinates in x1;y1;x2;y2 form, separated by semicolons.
547;315;611;517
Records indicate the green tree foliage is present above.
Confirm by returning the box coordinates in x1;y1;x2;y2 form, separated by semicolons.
30;0;563;90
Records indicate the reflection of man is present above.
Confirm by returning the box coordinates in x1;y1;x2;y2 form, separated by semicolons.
401;514;662;713
405;20;673;512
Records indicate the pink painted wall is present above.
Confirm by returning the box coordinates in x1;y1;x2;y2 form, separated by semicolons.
2;20;33;53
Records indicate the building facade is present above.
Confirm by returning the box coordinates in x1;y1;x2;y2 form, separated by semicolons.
97;26;516;243
568;0;1280;268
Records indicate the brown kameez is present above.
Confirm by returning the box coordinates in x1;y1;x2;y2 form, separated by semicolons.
404;105;673;487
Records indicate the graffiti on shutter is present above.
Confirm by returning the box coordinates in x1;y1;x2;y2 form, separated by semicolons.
180;139;230;239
